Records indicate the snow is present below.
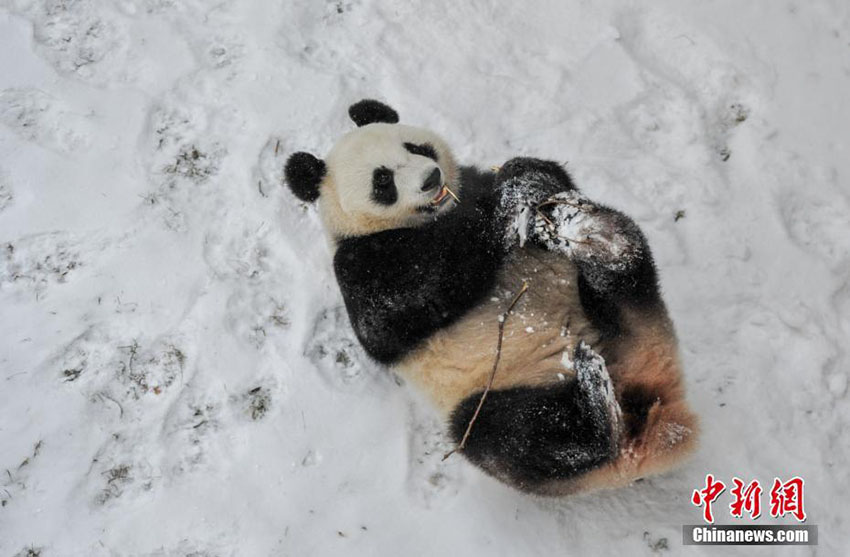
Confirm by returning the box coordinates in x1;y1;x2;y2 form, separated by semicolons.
1;0;849;555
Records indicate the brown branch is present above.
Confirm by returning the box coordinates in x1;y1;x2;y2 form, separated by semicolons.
535;197;596;212
443;281;529;461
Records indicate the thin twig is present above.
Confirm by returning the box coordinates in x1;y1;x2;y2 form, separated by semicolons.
536;198;596;212
99;392;124;419
118;341;139;375
535;207;556;229
444;184;460;203
274;139;281;155
443;281;529;461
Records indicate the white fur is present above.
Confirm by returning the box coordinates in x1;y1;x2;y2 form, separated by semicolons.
320;123;460;239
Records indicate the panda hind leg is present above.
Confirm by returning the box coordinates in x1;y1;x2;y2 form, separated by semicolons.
449;342;622;494
532;192;658;300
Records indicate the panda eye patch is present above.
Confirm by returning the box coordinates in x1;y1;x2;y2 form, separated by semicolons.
403;142;438;161
371;166;398;206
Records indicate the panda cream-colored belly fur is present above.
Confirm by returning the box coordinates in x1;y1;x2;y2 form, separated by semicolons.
397;246;600;415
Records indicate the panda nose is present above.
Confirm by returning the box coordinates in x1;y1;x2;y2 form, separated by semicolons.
421;167;442;192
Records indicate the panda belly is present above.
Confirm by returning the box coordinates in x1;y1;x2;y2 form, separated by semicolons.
396;246;600;415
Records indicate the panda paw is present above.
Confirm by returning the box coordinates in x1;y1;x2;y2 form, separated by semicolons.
531;191;591;253
495;158;577;246
573;341;622;451
533;193;643;271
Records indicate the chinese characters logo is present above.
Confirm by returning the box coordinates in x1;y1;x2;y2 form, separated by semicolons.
692;475;806;523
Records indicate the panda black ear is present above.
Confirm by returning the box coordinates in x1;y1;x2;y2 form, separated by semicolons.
284;152;325;203
348;99;399;127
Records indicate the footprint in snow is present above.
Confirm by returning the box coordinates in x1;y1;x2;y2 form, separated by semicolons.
404;402;461;508
0;88;92;153
305;307;379;393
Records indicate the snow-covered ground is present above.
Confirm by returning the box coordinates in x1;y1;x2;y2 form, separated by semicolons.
1;1;848;555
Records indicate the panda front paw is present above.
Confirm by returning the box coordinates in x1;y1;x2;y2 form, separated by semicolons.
495;158;577;248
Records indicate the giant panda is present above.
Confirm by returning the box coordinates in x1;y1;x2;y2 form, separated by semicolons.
284;99;698;496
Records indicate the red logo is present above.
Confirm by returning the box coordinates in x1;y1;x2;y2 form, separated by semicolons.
691;474;726;523
692;475;806;523
730;478;762;519
770;477;806;522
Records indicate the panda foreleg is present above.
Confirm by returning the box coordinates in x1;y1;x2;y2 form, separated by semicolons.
449;342;622;492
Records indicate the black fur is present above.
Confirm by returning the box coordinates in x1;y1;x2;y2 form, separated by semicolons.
491;157;578;223
348;99;400;127
496;157;575;192
577;275;623;340
449;344;618;490
403;142;438;161
570;207;659;301
334;166;500;364
371;167;398;205
567;206;662;340
284;152;325;202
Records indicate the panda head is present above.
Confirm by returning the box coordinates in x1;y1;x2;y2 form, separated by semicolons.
285;99;460;239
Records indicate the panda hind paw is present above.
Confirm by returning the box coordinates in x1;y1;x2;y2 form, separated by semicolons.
573;341;623;452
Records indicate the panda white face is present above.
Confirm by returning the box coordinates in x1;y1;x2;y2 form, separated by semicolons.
320;123;460;238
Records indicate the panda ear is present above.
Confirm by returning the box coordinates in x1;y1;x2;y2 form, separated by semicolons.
348;99;399;127
284;152;325;203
